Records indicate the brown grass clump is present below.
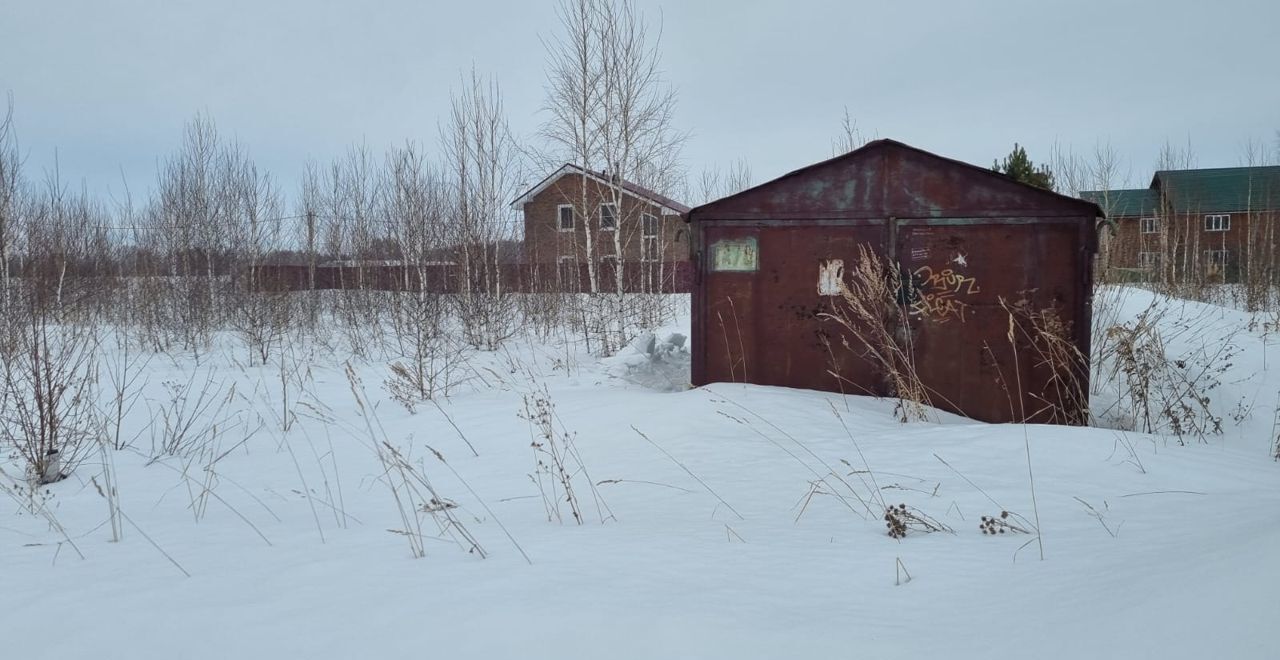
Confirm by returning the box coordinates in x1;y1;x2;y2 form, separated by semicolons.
820;244;931;422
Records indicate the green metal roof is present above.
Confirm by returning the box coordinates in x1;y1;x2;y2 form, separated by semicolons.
1079;188;1159;217
1153;166;1280;213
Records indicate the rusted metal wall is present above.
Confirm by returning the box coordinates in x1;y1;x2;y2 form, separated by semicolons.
688;139;1102;425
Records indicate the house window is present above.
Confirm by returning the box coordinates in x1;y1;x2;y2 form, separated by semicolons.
558;205;575;231
1140;217;1161;234
1204;249;1229;266
641;213;659;262
599;203;618;231
1204;214;1230;232
1138;252;1160;269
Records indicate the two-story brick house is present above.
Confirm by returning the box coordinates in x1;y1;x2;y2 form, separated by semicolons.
512;163;692;292
1083;165;1280;283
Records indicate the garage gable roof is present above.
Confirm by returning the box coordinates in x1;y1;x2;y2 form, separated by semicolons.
689;139;1104;221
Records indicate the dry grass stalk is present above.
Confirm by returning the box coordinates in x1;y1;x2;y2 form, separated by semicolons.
883;503;953;539
819;244;930;422
1001;298;1090;425
345;364;485;559
521;385;613;525
979;510;1032;535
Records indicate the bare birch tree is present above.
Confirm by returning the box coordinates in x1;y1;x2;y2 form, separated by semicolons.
0;95;19;327
147;114;232;351
382;143;465;402
541;0;605;293
224;143;285;364
321;144;385;356
696;158;753;206
595;0;683;295
540;0;685;351
1238;137;1279;308
1155;138;1198;288
443;70;522;350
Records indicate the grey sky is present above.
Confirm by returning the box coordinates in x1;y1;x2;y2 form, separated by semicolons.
2;0;1277;205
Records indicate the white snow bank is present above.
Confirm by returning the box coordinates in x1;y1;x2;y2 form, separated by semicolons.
1;294;1278;659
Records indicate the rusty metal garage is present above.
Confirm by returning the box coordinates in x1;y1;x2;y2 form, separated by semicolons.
686;139;1103;424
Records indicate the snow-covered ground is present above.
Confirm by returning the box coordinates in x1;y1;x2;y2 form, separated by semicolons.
3;289;1279;659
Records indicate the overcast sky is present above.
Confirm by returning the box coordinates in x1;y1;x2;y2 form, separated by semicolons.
2;0;1277;205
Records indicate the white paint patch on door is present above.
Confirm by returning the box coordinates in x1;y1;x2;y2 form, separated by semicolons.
818;259;844;296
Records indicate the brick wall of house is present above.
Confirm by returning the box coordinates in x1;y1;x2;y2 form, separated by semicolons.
1104;209;1280;282
521;172;690;267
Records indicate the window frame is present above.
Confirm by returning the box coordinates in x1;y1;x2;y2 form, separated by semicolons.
557;204;575;232
1204;214;1230;232
599;203;618;231
1137;251;1160;269
1139;217;1161;234
640;213;660;262
641;213;658;238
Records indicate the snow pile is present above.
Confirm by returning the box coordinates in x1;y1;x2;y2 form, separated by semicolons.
602;329;690;391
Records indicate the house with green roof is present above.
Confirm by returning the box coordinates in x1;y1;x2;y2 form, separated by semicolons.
1082;165;1280;283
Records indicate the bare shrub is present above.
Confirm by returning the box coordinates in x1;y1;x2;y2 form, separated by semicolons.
1098;303;1229;442
0;304;101;483
384;333;469;411
517;287;570;341
101;328;152;450
148;369;236;459
569;292;660;356
229;291;292;366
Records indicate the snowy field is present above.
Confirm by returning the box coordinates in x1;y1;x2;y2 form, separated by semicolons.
3;288;1279;659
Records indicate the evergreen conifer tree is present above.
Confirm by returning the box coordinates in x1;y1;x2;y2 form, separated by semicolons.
993;143;1055;191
